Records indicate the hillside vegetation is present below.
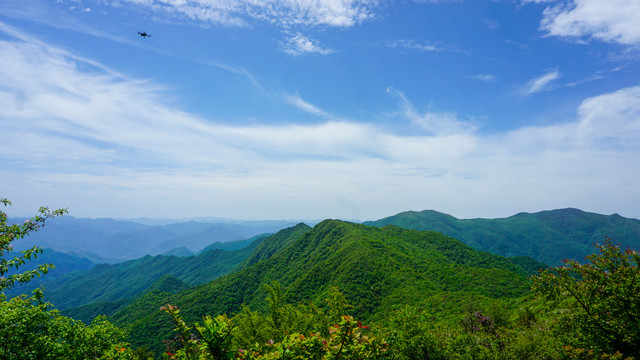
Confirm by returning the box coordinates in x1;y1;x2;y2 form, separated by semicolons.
4;199;639;359
10;235;270;311
365;208;640;266
106;220;542;353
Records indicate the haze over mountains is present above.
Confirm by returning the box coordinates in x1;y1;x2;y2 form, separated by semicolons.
13;207;639;267
6;207;640;355
11;216;302;263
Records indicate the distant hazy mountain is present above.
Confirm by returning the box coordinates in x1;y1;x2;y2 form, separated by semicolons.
11;216;298;262
4;248;95;282
365;208;640;266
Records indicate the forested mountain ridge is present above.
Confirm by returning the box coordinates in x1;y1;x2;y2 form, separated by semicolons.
8;235;269;310
365;208;640;266
105;220;542;353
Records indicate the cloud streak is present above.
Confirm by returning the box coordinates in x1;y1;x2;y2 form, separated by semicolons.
284;93;335;119
522;70;561;95
385;39;469;55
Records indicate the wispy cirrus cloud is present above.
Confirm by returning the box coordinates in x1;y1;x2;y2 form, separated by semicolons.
2;25;639;220
386;87;476;135
522;69;561;95
116;0;379;28
0;0;373;58
538;0;640;45
0;0;140;47
385;39;468;54
564;73;606;88
284;93;335;119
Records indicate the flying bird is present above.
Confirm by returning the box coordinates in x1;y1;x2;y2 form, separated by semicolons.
138;31;151;38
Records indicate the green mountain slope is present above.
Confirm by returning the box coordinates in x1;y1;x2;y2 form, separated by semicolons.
59;275;190;324
110;220;537;352
239;223;312;268
199;233;271;254
31;240;261;311
365;208;640;266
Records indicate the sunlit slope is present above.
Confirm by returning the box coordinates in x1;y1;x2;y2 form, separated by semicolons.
365;208;640;266
111;220;537;350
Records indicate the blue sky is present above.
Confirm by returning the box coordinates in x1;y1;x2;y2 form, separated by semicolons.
1;0;639;221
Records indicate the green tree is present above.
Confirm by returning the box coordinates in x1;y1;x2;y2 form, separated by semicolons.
0;198;134;360
532;238;640;359
0;198;67;293
161;303;387;360
0;290;129;360
380;306;445;360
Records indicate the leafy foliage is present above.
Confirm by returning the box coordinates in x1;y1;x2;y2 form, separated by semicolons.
532;239;640;359
0;290;129;360
0;198;132;360
159;296;387;360
0;198;67;293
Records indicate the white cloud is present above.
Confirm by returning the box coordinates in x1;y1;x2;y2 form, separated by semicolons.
575;86;640;148
1;29;639;220
522;70;561;95
539;0;640;45
281;33;334;55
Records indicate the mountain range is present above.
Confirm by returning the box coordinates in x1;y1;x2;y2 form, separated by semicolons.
5;233;271;311
8;207;640;355
98;220;542;353
365;208;640;266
